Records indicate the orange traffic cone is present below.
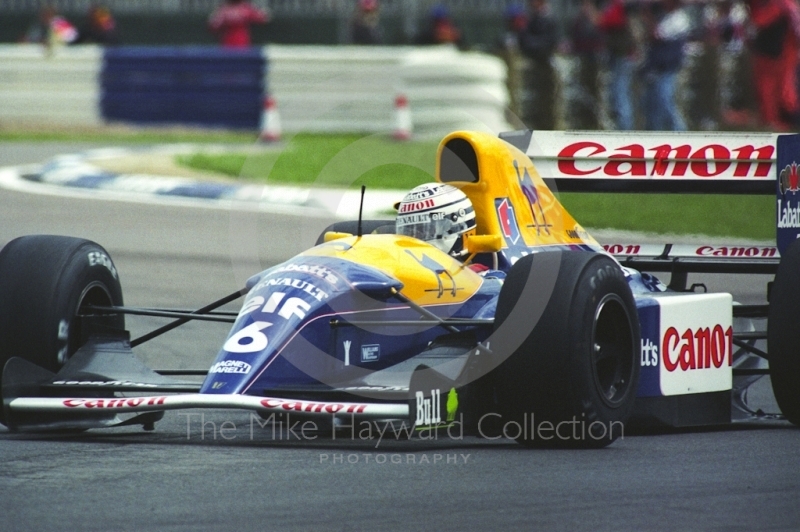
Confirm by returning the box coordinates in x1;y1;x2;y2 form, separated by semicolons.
259;95;281;143
393;94;412;141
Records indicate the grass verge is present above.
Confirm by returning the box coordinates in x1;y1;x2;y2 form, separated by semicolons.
9;128;768;241
177;133;775;241
0;125;258;144
177;133;440;190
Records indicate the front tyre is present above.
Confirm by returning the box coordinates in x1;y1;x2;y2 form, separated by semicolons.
0;235;124;391
492;251;640;448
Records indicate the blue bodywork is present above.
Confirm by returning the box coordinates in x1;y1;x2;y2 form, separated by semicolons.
199;238;666;399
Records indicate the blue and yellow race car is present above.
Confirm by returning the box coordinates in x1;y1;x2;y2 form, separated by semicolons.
1;130;798;448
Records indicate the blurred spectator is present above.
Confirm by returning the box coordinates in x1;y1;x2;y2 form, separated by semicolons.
350;0;383;44
518;0;559;129
75;5;119;45
497;5;528;121
570;0;604;129
745;0;800;130
640;0;690;130
22;6;78;51
416;4;464;47
597;0;639;130
208;0;270;48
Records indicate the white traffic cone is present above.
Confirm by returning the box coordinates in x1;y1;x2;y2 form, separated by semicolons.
393;94;412;141
259;95;282;143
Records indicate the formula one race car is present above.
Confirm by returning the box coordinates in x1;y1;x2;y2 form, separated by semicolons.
1;130;799;448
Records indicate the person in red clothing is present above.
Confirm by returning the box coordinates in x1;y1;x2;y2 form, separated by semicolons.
746;0;800;130
208;0;270;48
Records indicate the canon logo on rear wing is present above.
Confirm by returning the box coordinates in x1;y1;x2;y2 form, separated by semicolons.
554;142;774;179
603;244;779;258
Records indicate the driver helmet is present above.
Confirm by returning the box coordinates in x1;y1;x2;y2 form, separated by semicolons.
395;183;476;256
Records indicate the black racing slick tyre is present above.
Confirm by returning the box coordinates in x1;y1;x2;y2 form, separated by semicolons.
0;236;124;405
767;238;800;426
492;251;640;448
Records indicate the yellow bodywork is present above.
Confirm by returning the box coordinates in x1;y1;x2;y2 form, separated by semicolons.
437;131;599;249
305;130;599;307
304;234;484;306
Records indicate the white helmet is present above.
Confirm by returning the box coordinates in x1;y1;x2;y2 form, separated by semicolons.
395;183;476;255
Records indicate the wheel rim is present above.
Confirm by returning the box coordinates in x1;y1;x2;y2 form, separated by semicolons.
61;281;114;365
591;293;636;408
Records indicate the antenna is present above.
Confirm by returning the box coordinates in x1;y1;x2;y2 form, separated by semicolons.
357;185;366;238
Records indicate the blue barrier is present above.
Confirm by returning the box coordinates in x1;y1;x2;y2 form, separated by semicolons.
101;47;265;129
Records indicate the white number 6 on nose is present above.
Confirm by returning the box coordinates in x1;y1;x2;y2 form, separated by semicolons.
223;321;273;353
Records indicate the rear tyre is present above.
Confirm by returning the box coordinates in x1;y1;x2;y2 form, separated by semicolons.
0;236;125;411
492;251;640;448
767;238;800;426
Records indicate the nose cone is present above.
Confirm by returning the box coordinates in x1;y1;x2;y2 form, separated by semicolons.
200;254;401;395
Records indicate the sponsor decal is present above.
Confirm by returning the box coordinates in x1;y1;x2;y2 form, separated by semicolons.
239;293;312;321
52;380;158;387
361;344;380;362
662;325;733;372
415;389;441;426
343;340;352;366
776;135;800;252
223;321;272;354
260;398;367;414
209;360;252;374
251;277;329;302
604;244;642;255
556;141;773;178
777;198;800;229
696;245;777;258
636;302;661;397
272;263;339;285
398;198;435;213
88;251;118;279
565;227;591;241
64;397;167;408
404;187;437;201
779;161;800;194
414;388;458;427
496;198;521;245
657;293;733;396
640;338;659;367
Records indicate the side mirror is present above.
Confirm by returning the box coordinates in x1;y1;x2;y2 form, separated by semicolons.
323;231;352;243
464;234;502;254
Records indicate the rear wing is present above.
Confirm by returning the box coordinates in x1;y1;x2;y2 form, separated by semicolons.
603;242;779;293
499;130;800;253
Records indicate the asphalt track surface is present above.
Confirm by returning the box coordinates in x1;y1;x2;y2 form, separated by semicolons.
1;143;799;531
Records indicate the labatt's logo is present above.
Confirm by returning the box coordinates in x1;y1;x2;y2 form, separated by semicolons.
662;325;733;372
557;142;773;177
777;162;800;229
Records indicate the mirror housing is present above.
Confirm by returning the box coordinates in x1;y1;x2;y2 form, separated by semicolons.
464;234;502;254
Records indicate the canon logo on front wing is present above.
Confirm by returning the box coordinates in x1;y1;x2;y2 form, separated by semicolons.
556;142;774;178
662;325;733;372
260;398;367;414
63;397;167;408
